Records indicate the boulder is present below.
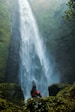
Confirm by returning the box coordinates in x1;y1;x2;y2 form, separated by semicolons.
48;84;69;96
0;83;24;105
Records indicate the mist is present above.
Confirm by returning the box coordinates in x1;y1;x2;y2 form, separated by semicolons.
29;0;75;83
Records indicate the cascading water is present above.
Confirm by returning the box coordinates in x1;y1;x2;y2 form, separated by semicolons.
19;0;59;100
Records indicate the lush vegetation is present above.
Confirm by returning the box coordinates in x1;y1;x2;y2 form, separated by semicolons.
65;0;75;21
0;83;24;112
23;84;75;112
0;99;23;112
0;83;24;105
0;0;75;111
0;0;12;82
0;83;75;112
0;0;75;83
30;0;75;83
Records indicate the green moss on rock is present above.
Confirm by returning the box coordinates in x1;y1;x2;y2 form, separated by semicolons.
0;83;75;112
0;98;23;112
0;83;25;111
0;83;24;105
57;84;75;99
48;84;70;96
24;84;75;112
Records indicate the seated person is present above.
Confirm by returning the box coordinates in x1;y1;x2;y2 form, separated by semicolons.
31;85;42;98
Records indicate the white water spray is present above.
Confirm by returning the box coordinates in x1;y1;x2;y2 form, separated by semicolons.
19;0;59;100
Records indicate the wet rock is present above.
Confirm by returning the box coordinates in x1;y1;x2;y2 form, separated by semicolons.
48;84;69;96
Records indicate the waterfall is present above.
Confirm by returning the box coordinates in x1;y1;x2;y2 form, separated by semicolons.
19;0;59;100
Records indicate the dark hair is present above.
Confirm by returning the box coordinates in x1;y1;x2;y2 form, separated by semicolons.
33;85;36;89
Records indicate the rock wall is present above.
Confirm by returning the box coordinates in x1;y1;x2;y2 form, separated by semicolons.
29;0;75;83
0;0;12;83
6;0;21;83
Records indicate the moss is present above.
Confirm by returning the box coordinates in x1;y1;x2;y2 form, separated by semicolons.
23;84;75;112
48;84;69;96
0;83;24;106
0;83;25;111
0;83;75;111
0;98;23;112
57;84;75;99
65;0;75;21
0;0;12;83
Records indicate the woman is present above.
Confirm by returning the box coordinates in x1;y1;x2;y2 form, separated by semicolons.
31;85;42;98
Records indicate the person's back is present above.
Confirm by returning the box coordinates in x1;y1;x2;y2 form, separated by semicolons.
31;85;42;98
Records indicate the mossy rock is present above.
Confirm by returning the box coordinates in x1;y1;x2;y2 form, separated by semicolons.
0;83;25;111
0;98;23;112
24;84;75;112
0;83;24;105
57;84;75;99
0;83;75;112
23;97;75;112
48;84;69;96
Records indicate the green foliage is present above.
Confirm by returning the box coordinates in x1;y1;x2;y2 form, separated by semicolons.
65;0;75;21
23;84;75;112
0;83;75;112
57;84;75;99
48;84;70;96
0;98;23;112
0;83;24;105
0;0;12;82
0;83;25;112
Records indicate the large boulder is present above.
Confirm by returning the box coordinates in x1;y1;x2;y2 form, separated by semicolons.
57;84;75;99
0;98;23;112
48;84;69;96
0;83;24;105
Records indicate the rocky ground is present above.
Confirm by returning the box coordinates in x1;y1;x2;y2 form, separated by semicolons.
0;83;75;112
0;83;24;112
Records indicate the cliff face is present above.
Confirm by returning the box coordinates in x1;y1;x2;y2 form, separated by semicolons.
0;0;21;83
0;0;75;84
0;0;12;83
29;0;75;83
6;0;21;83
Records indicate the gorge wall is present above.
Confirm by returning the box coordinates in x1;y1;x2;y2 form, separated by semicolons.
29;0;75;83
5;0;75;84
6;0;21;83
0;0;12;82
